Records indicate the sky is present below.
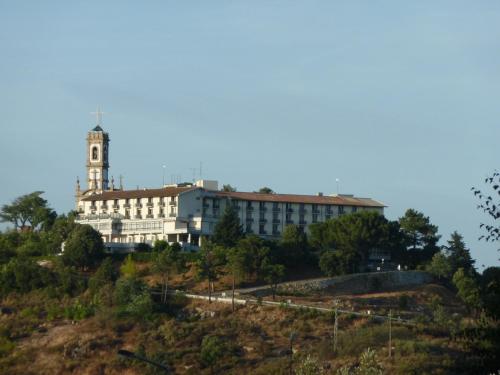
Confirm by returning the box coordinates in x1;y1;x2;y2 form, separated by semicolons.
1;1;499;269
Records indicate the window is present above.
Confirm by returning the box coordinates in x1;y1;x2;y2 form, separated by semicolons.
338;206;344;215
352;206;357;213
272;224;280;235
259;224;266;234
312;214;318;223
92;146;98;160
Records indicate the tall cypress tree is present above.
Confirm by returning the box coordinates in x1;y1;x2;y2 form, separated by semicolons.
212;204;243;248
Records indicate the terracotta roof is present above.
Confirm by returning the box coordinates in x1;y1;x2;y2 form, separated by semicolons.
81;186;195;201
213;191;385;207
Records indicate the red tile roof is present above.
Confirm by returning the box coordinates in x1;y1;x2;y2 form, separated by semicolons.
80;186;195;201
213;191;385;207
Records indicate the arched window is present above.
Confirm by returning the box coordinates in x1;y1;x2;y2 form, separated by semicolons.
92;146;98;160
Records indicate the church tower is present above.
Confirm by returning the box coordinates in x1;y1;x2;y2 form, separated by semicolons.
86;113;110;192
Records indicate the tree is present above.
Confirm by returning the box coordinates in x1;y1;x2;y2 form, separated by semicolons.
261;258;285;300
0;191;55;231
399;209;440;267
212;205;243;248
444;231;475;276
88;257;117;295
312;211;401;274
152;243;186;303
257;187;274;194
62;224;104;270
226;246;252;311
200;335;225;374
472;172;500;244
0;257;52;296
120;254;137;278
280;224;309;267
195;239;224;302
236;235;270;279
453;268;482;314
221;184;237;192
319;250;343;277
427;252;452;281
481;266;500;319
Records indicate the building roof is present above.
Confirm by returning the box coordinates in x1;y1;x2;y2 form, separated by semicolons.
213;191;385;207
92;125;104;132
80;186;195;201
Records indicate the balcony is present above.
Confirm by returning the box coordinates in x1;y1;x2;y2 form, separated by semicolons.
135;203;142;208
112;204;120;209
124;203;131;208
259;218;267;223
312;209;320;214
158;213;165;218
286;220;294;224
246;217;254;222
299;220;307;225
135;215;142;219
259;206;267;212
146;201;153;207
272;207;281;212
169;213;176;217
146;214;154;218
102;205;108;210
272;218;280;224
286;208;294;213
169;200;176;206
246;206;254;212
299;209;307;214
159;201;165;207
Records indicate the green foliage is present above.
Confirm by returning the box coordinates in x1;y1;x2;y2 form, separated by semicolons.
54;262;87;296
294;354;323;375
0;257;52;296
222;184;237;192
319;250;342;277
426;251;452;280
0;191;55;231
337;348;383;375
63;299;95;320
212;205;244;248
481;266;500;319
200;335;225;372
399;209;440;267
472;171;500;242
120;254;137;278
453;268;482;311
280;224;309;267
257;187;274;194
62;224;104;270
443;231;475;275
312;211;404;274
88;257;117;294
261;258;285;299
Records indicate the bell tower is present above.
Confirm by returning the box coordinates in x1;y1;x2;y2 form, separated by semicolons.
86;108;109;192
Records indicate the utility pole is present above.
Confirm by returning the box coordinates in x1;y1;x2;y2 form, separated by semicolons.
388;309;392;359
333;308;338;353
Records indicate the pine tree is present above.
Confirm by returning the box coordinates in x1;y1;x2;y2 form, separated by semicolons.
444;231;475;275
212;205;243;248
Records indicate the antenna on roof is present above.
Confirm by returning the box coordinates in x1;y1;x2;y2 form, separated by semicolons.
189;168;197;183
199;161;203;179
336;178;340;195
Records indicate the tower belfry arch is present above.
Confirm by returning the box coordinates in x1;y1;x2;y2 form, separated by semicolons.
86;106;110;192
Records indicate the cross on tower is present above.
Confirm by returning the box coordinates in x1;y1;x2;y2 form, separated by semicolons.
91;106;106;126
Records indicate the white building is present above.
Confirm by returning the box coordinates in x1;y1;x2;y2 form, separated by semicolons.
76;124;385;250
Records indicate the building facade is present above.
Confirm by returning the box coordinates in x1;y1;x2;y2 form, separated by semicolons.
76;126;385;250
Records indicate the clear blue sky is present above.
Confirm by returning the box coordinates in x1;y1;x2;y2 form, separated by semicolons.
1;1;499;269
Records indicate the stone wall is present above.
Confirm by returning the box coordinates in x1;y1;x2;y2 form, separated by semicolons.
275;271;433;296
